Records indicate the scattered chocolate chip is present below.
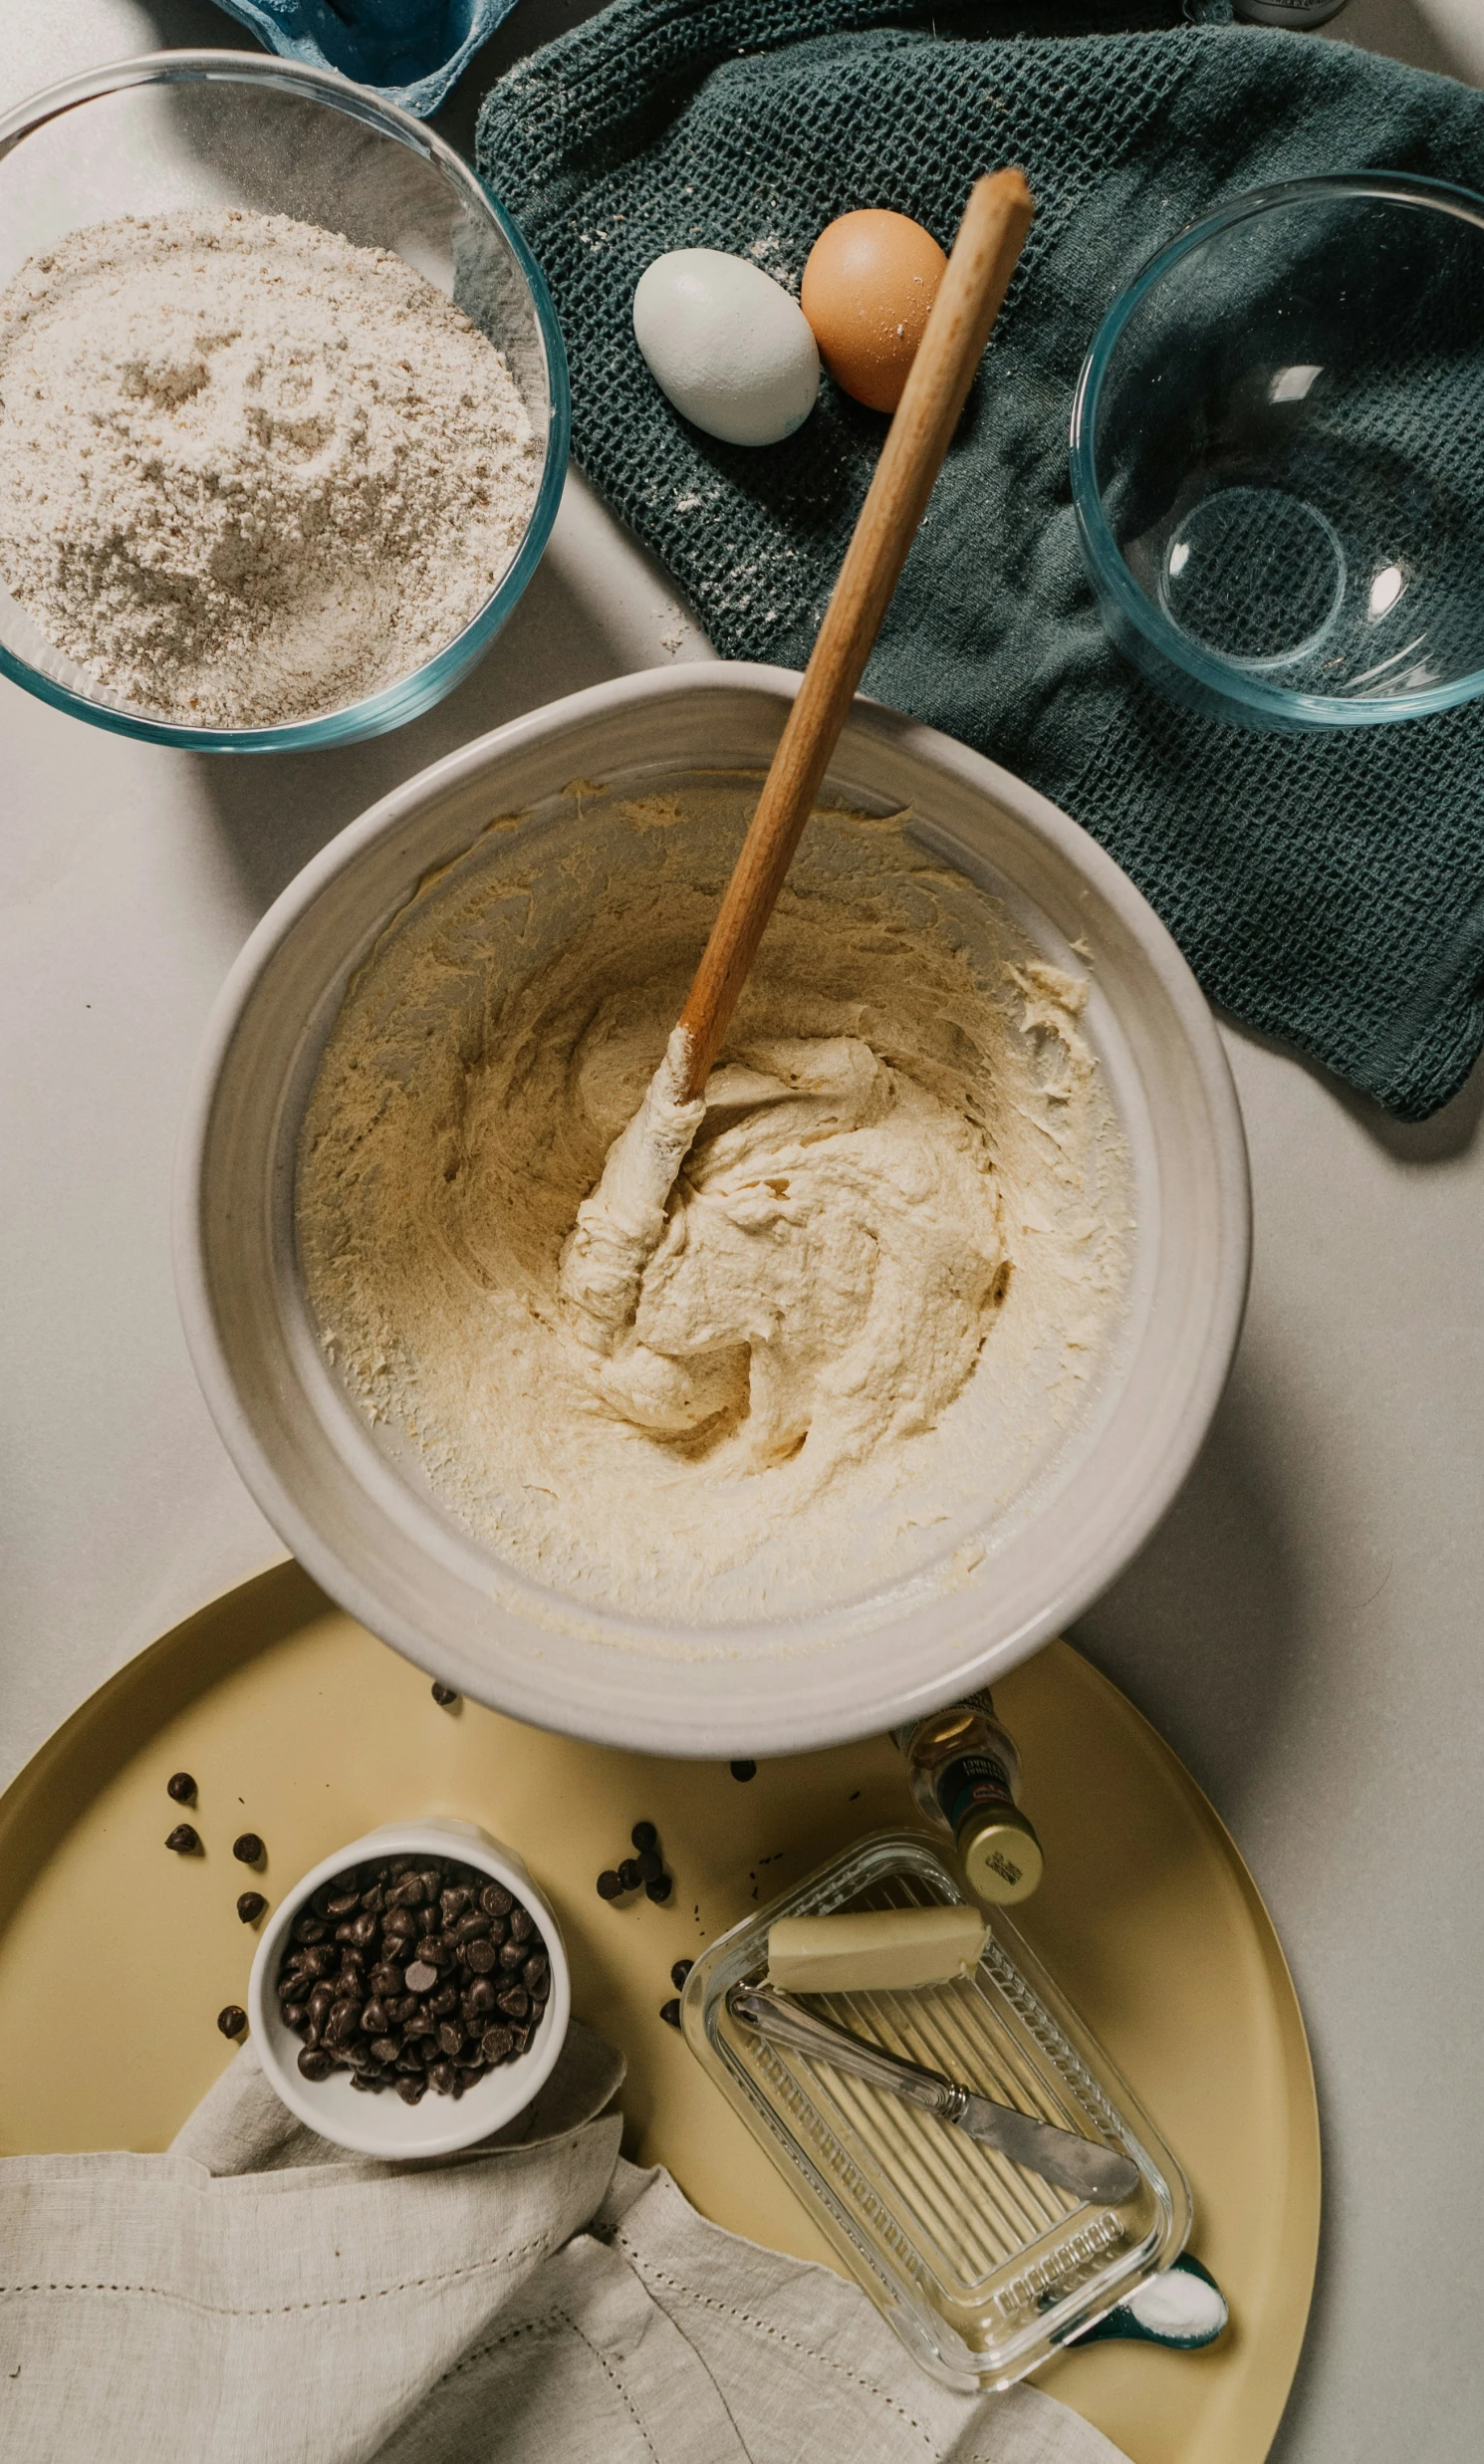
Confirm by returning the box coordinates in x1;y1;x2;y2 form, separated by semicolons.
166;1772;196;1805
597;1869;622;1901
631;1821;658;1851
645;1874;673;1904
165;1824;200;1853
431;1682;458;1706
660;1999;682;2030
232;1833;265;1867
670;1960;694;1992
217;2004;247;2039
730;1760;757;1782
237;1891;268;1925
634;1848;663;1883
618;1858;641;1891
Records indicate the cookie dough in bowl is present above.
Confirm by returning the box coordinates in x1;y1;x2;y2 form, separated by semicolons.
297;795;1129;1623
177;666;1249;1754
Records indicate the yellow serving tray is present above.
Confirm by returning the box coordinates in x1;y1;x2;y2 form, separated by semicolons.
0;1565;1318;2464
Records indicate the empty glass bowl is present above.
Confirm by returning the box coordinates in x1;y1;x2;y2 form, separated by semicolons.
1071;173;1484;729
0;52;569;751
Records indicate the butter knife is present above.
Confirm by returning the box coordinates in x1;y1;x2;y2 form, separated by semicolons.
728;1984;1140;2206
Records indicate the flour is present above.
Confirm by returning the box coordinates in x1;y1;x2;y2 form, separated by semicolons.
296;787;1132;1629
0;210;540;726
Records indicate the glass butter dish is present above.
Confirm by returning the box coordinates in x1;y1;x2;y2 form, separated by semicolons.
680;1831;1191;2389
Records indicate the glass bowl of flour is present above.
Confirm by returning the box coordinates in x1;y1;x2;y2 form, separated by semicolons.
177;666;1252;1757
0;53;568;750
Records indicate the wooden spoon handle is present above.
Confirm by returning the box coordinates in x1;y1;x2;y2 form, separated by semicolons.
674;167;1035;1099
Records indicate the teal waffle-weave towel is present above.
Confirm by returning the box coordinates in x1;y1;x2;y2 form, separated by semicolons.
477;2;1484;1120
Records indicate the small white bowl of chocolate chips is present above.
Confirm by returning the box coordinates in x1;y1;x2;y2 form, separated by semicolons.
247;1818;570;2157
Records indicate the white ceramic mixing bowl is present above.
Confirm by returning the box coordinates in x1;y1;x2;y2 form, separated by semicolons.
176;665;1249;1755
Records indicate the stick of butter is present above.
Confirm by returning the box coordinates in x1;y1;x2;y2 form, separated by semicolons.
766;1905;988;1994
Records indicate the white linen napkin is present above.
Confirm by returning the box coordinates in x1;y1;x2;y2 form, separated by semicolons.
0;2027;1131;2464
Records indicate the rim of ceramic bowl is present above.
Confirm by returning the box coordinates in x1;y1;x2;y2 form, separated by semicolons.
0;50;570;753
246;1819;572;2157
174;663;1252;1757
1070;169;1484;730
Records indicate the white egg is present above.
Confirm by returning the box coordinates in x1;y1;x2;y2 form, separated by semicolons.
632;249;820;448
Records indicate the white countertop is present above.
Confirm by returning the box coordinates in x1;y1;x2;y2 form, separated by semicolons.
3;3;1482;2458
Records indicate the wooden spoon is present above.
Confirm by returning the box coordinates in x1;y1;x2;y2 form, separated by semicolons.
675;166;1034;1099
561;169;1034;1345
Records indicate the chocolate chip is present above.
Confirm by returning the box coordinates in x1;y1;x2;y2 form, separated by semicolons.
232;1834;265;1867
645;1874;673;1903
597;1869;622;1901
165;1824;200;1853
275;1852;547;2102
630;1820;657;1850
237;1892;268;1925
618;1858;640;1891
660;1999;682;2029
635;1848;663;1883
166;1772;196;1805
217;2004;247;2038
480;2023;514;2063
298;2047;333;2081
670;1960;694;1992
729;1760;757;1781
282;2002;308;2030
431;1682;458;1706
325;1888;360;1917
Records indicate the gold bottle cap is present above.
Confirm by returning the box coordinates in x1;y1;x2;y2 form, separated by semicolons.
959;1802;1044;1905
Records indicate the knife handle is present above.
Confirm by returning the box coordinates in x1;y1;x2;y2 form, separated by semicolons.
728;1984;964;2117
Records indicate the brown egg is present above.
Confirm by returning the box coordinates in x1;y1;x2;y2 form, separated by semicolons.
800;210;948;412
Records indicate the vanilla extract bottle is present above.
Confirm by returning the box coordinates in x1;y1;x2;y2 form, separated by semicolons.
894;1690;1044;1905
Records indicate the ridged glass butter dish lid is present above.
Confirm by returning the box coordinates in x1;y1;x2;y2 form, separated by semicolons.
680;1830;1191;2390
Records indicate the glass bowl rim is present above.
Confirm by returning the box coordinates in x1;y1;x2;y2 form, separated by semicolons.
0;48;571;753
1069;169;1484;729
